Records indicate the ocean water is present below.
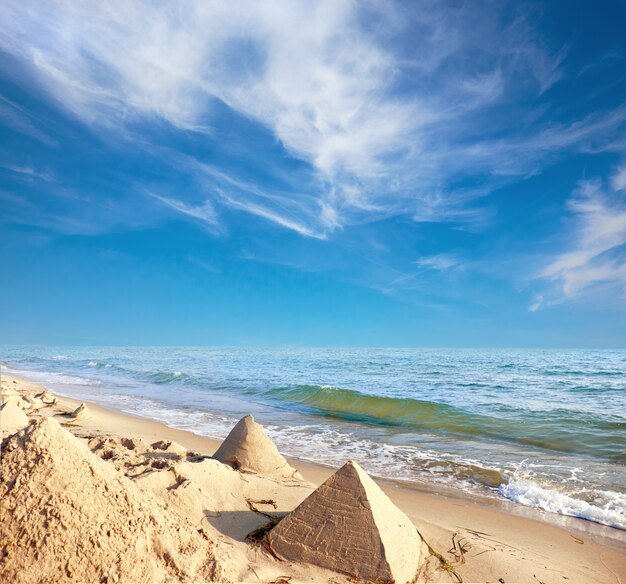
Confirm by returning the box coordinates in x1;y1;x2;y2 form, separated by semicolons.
1;346;625;532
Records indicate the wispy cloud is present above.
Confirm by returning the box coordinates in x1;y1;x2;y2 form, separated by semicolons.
0;95;58;147
1;0;624;239
611;163;626;191
149;193;219;230
528;295;544;312
0;161;55;182
536;174;626;304
415;254;463;271
187;256;220;274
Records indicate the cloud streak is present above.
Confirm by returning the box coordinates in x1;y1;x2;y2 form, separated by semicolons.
414;254;463;271
0;95;58;147
537;175;626;304
149;193;219;230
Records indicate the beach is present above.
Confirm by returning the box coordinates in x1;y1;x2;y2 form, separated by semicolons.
4;347;625;532
1;369;624;583
3;1;626;581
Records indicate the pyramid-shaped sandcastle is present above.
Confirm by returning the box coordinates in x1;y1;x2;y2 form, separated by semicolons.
270;460;422;583
0;417;233;583
213;415;302;479
0;400;29;432
70;402;90;419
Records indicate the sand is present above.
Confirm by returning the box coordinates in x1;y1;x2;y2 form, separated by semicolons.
1;370;625;583
0;417;238;583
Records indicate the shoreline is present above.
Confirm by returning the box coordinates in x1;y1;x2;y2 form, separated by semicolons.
8;368;624;548
2;369;625;582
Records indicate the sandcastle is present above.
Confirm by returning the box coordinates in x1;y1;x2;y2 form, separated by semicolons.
35;390;57;405
270;460;423;583
70;402;90;419
0;400;29;432
213;414;302;479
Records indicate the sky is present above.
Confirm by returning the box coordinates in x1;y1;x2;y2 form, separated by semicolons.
1;0;626;347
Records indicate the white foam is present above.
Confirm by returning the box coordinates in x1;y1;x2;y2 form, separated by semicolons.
9;368;101;388
499;477;626;530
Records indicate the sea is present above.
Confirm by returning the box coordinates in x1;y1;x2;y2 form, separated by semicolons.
1;346;624;533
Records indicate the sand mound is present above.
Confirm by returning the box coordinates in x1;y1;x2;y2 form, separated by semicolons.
0;401;29;433
70;402;90;419
1;394;30;410
213;415;302;479
151;439;187;455
23;394;45;410
34;390;57;405
0;417;239;583
271;460;422;583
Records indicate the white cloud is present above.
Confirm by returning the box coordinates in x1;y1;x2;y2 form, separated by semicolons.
149;193;218;228
528;295;544;312
538;180;626;302
611;163;626;191
1;161;55;182
415;254;463;271
0;95;58;146
215;187;324;239
1;1;624;237
187;256;220;274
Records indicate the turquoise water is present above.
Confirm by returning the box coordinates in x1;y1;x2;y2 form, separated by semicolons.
2;346;625;530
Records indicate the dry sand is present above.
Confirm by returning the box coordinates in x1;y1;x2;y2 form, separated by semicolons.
1;371;625;583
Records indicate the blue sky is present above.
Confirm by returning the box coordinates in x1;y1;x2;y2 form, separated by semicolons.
1;0;626;347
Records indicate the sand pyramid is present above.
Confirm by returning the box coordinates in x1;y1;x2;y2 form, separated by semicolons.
213;415;302;479
1;393;29;411
0;417;234;583
0;400;29;432
70;402;90;419
270;460;422;583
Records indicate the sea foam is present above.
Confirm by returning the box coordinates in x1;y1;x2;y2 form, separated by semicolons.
499;476;626;530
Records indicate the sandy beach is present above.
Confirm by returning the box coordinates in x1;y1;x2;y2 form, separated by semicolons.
1;370;625;583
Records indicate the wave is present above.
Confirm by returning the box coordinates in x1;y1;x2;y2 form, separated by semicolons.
262;385;626;459
543;369;623;377
77;360;191;385
7;367;102;388
264;385;490;432
144;370;190;384
499;469;626;530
